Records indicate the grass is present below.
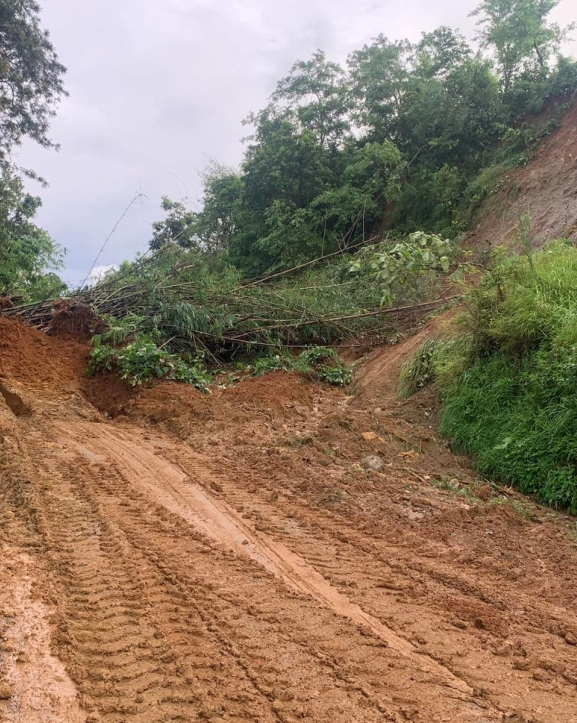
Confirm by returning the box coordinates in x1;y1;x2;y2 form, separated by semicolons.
398;338;442;400
401;240;577;514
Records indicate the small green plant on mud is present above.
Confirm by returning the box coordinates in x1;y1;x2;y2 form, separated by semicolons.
398;338;442;399
317;364;352;386
251;346;352;386
88;336;211;389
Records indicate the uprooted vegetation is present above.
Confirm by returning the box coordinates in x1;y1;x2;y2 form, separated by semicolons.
4;231;457;389
401;239;577;513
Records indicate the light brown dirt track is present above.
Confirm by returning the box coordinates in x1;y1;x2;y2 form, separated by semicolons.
1;316;577;723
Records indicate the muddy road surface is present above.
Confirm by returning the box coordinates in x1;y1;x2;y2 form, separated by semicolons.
1;317;577;723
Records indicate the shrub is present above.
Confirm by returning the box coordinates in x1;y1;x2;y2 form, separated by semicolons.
88;336;211;390
251;346;352;387
398;338;443;399
410;240;577;512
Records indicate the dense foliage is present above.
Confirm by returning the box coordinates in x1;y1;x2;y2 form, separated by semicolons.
150;0;576;277
0;0;67;161
402;241;577;512
0;0;67;300
0;166;65;300
78;240;449;360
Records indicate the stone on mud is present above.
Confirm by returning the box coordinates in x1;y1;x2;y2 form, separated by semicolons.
362;455;385;472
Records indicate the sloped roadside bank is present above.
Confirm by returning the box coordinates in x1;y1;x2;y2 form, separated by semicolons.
401;241;577;514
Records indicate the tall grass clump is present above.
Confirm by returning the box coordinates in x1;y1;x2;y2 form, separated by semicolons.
407;240;577;512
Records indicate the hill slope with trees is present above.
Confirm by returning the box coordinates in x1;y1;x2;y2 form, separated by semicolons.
149;0;576;277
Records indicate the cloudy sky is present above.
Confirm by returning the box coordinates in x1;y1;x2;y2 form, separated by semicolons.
17;0;577;286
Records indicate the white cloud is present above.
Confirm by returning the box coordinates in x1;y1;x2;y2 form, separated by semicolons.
88;265;118;286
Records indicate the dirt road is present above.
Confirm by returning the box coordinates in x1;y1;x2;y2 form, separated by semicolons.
1;317;577;722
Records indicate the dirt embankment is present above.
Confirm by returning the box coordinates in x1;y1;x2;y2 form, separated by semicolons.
473;101;577;249
2;315;577;723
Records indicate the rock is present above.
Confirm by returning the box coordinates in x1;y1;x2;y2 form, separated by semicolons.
493;641;513;657
0;681;12;700
565;632;577;646
399;450;419;460
362;455;385;472
362;431;384;442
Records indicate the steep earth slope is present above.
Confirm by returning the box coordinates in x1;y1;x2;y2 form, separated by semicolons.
473;101;577;248
1;317;577;723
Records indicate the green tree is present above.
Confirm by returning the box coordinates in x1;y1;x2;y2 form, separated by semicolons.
150;12;577;277
415;27;472;80
471;0;575;91
0;0;67;160
150;197;197;251
194;162;243;254
0;0;68;301
271;50;350;147
150;165;243;255
0;166;66;300
347;36;412;141
231;110;338;273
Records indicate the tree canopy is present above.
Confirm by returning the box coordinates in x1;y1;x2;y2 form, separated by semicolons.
0;0;67;161
472;0;575;90
0;0;67;299
0;166;65;300
150;0;576;278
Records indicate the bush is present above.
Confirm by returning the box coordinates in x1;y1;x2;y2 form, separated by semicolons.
88;336;211;390
251;346;352;387
439;348;577;512
413;240;577;512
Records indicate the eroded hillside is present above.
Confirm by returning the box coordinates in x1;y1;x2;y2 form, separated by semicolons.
473;102;577;249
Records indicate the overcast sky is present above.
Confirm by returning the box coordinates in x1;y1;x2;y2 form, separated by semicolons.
17;0;577;286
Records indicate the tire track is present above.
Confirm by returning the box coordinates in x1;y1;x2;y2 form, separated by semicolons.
60;420;503;723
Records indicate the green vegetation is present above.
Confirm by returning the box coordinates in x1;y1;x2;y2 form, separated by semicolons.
80;241;448;387
88;316;212;389
89;0;577;389
4;0;577;425
251;347;352;386
351;232;453;304
0;168;66;301
0;0;67;301
150;0;576;272
0;0;67;161
402;240;577;513
398;338;445;400
88;309;353;389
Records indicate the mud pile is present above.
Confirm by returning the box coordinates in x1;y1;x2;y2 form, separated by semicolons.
0;316;88;398
125;371;321;434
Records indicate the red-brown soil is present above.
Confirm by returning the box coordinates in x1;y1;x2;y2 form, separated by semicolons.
1;315;577;723
0;316;88;397
473;101;577;249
